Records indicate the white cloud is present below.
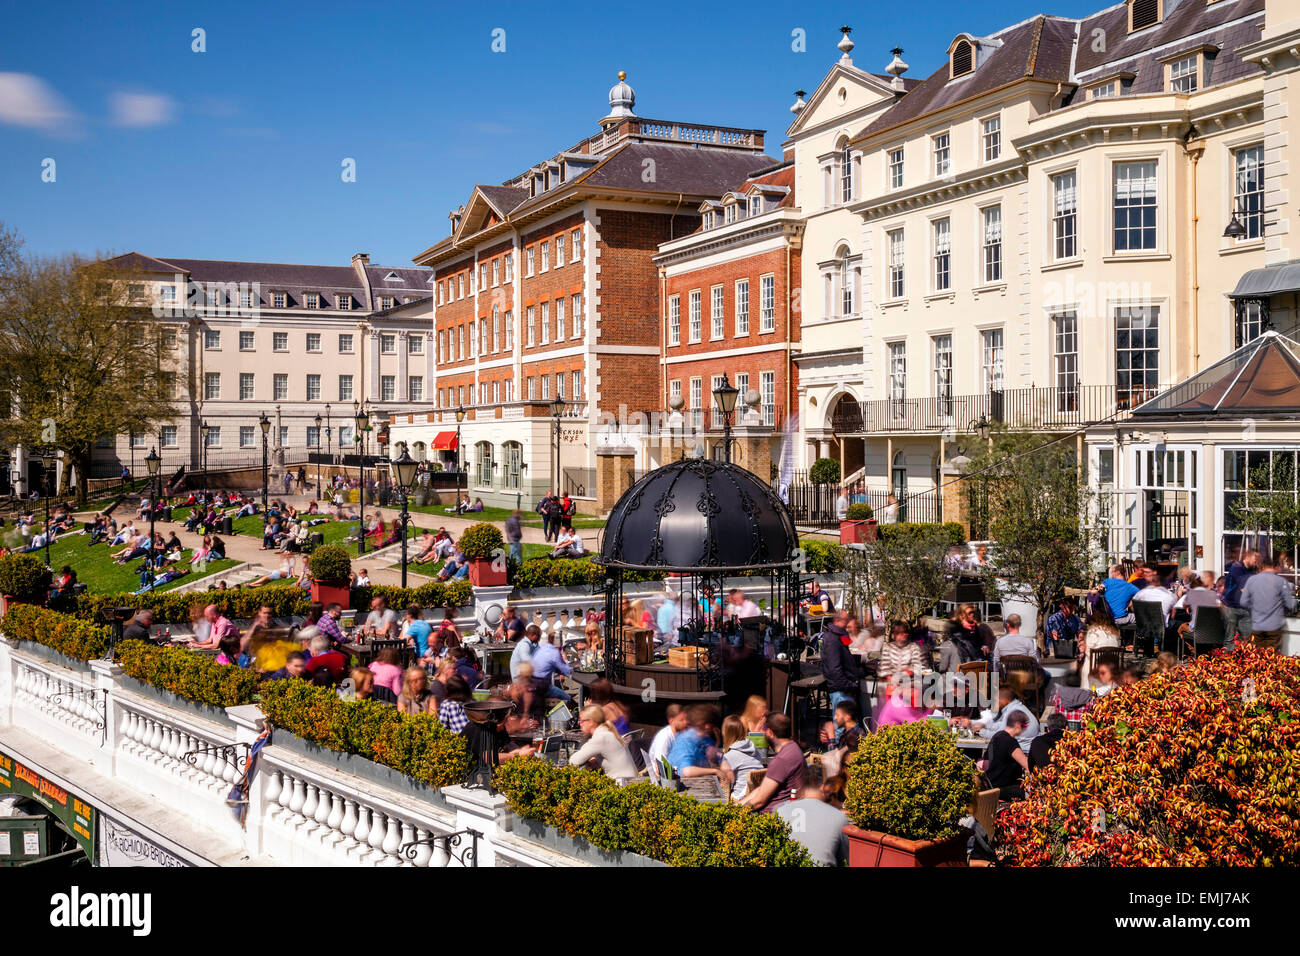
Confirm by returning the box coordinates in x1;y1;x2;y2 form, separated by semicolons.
109;91;176;128
0;72;75;131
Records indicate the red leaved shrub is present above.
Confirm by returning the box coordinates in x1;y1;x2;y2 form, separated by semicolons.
998;646;1300;866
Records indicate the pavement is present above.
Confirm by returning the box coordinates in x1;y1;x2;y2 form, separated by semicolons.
75;492;575;588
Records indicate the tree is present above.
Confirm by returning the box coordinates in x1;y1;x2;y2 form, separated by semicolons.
965;429;1093;635
809;457;840;485
1229;458;1300;561
846;525;962;626
0;224;177;505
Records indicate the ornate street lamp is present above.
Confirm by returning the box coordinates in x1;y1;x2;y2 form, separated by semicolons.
550;396;566;495
258;412;271;540
198;419;211;501
354;401;369;554
314;411;324;500
144;447;161;590
455;405;466;515
38;447;55;567
711;373;740;464
391;446;419;588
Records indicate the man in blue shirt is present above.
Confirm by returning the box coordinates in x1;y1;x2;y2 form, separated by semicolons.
1099;564;1139;625
530;632;573;702
1223;550;1259;647
1045;598;1083;659
403;605;432;659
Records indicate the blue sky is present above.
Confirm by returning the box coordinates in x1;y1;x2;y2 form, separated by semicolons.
0;0;1103;267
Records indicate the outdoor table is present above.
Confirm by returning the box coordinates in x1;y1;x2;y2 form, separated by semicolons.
1042;659;1074;680
799;612;833;641
954;736;990;763
341;641;375;666
473;640;517;679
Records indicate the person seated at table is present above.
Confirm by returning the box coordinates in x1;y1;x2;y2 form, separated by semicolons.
549;526;585;559
1080;599;1121;688
937;620;984;674
501;662;544;732
495;605;526;644
1094;564;1139;626
1029;712;1067;771
738;695;768;736
725;588;760;621
647;704;690;782
963;685;1039;753
263;651;308;682
303;634;347;685
215;633;249;667
395;666;436;715
1151;650;1178;674
804;580;834;613
121;608;155;643
436;675;472;730
436;604;462;648
877;621;928;682
437;552;469;580
1092;661;1119;697
426;657;456;708
578;622;603;657
569;705;638;780
738;712;805;813
951;603;995;661
992;614;1039;674
721;714;764;801
401;604;433;658
1045;598;1084;661
983;711;1032;800
666;704;732;790
775;765;851;866
820;611;864;738
358;595;398;640
345;666;377;701
819;698;864;758
369;646;405;699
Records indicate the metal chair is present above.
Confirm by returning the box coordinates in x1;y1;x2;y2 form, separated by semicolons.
369;637;411;669
1088;646;1124;682
998;655;1045;713
1132;600;1165;658
1190;606;1227;659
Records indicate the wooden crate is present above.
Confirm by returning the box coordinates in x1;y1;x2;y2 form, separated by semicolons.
667;646;709;669
620;627;656;666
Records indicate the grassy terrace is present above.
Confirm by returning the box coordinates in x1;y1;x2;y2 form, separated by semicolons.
168;507;417;557
405;501;606;531
43;534;240;594
388;540;555;572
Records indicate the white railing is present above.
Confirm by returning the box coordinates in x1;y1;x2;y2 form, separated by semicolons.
0;635;592;867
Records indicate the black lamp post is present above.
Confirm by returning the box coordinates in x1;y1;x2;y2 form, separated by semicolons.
258;412;271;539
198;419;210;502
550;396;565;495
144;447;161;589
455;405;466;515
711;373;740;464
391;446;419;588
39;448;54;567
354;401;369;554
313;411;324;500
324;403;333;495
970;412;992;451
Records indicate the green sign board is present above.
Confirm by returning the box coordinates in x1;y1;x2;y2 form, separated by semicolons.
0;749;96;862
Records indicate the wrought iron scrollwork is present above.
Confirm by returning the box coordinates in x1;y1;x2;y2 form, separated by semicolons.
399;828;480;867
46;687;107;745
181;741;251;774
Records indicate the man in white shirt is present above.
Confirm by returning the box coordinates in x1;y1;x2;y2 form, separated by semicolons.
968;685;1040;753
550;527;585;559
1133;568;1176;625
726;588;760;620
647;705;689;782
360;595;396;638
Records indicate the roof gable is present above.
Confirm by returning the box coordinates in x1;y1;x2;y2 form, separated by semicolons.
785;61;897;139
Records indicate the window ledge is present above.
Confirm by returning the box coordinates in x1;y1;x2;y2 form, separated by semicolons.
972;282;1007;295
1219;240;1265;257
924;292;957;303
1041;258;1083;273
1102;253;1170;263
881;299;909;309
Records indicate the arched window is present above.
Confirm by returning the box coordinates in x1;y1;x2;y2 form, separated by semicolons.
950;39;974;78
475;441;494;487
502;441;523;490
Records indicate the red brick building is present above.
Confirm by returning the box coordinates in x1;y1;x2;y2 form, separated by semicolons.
389;75;774;507
652;160;802;471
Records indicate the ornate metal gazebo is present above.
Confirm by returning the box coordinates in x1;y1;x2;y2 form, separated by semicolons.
597;458;802;697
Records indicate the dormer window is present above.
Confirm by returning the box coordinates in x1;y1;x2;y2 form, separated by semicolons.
1168;54;1199;92
383;271;402;282
339;294;352;311
1128;0;1161;33
703;211;715;230
950;39;974;78
1090;80;1119;99
304;292;319;309
750;195;763;216
725;204;738;224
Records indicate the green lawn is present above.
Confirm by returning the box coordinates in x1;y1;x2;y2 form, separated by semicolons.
388;540;554;573
405;501;604;530
169;507;415;557
43;533;239;594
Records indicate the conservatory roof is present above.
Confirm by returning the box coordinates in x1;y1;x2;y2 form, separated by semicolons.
1132;331;1300;418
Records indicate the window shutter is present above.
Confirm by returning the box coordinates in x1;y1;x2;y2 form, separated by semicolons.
951;41;973;77
1130;0;1159;31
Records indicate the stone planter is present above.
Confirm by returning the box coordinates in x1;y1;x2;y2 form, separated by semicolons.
842;825;968;867
310;580;351;609
839;519;878;545
118;674;238;727
467;558;506;587
269;728;449;811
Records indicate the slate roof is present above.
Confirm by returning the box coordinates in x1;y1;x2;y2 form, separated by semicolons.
576;141;777;196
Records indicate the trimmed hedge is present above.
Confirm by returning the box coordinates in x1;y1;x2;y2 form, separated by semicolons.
56;579;474;625
2;603;111;661
258;680;473;788
799;539;845;574
845;502;874;521
809;458;841;485
116;639;258;708
494;760;812;867
877;522;967;547
457;522;503;560
308;544;352;582
0;554;53;604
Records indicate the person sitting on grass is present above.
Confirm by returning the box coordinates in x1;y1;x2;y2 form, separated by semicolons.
418;529;455;564
412;530;436;563
247;555;298;588
20;524;52;554
366;513;388;549
109;520;135;546
549;526;585;559
262;516;284;551
438;552;470;581
88;514;109;545
112;531;151;565
134;563;189;594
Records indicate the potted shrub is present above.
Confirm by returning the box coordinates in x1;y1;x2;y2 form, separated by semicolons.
458;522;506;587
0;554;54;615
308;544;352;608
840;501;877;545
842;721;976;867
808;457;841;486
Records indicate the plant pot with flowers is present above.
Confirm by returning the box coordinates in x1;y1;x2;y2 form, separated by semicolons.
842;721;976;866
840;502;877;545
459;522;507;587
308;544;353;609
0;554;54;617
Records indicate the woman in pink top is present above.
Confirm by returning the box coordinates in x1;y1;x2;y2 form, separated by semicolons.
368;646;405;698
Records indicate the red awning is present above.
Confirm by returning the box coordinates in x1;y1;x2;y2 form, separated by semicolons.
433;431;459;451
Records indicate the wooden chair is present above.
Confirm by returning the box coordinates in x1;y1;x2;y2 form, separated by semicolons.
1088;646;1123;681
368;638;412;668
973;787;1000;840
999;654;1045;712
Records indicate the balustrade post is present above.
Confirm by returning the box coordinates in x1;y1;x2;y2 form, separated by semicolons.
0;636;15;727
441;784;509;867
226;703;268;859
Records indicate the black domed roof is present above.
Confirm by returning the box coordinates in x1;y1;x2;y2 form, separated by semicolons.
600;459;798;571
